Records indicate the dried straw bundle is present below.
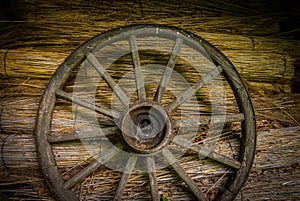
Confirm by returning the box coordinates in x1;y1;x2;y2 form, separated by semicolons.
0;48;68;79
0;35;296;94
0;0;299;200
20;0;280;35
1;127;299;200
0;0;298;94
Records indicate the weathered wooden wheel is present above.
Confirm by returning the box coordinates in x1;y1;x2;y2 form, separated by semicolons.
35;24;256;201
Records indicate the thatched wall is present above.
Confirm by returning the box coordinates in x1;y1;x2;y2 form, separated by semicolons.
1;126;299;200
1;0;299;93
0;0;299;200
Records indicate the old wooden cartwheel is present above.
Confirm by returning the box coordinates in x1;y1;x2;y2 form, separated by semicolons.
35;24;256;201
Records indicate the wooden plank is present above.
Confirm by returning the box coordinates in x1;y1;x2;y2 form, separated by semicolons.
175;113;244;128
167;65;223;111
56;89;120;119
114;156;138;200
162;148;208;201
64;145;120;189
173;136;241;169
129;35;146;101
48;126;118;143
86;52;130;107
147;157;160;201
154;38;183;102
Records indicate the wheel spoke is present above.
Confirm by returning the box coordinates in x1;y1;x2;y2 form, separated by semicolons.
162;148;208;201
114;155;138;201
36;25;256;201
86;52;130;107
64;145;121;189
167;65;223;111
129;35;146;101
173;136;241;169
56;89;120;119
153;38;183;102
175;113;244;128
147;157;160;201
48;126;119;143
205;168;231;196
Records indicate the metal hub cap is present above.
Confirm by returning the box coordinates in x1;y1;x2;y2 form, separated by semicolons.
121;101;173;153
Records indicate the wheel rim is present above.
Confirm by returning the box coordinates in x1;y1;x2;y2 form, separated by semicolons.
35;24;256;201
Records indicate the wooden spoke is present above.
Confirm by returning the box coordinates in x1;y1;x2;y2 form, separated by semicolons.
162;148;208;201
147;157;160;201
56;89;120;119
114;155;138;201
86;52;130;107
153;38;183;103
167;65;223;111
129;35;146;101
175;113;244;128
64;145;121;189
205;168;231;196
35;25;256;201
173;136;241;169
48;126;119;143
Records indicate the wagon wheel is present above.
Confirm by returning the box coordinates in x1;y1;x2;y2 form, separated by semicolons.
35;24;256;201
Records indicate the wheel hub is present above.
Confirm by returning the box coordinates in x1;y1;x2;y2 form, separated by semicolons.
120;101;173;153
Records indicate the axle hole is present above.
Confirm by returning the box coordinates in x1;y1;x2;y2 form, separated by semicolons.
138;119;152;134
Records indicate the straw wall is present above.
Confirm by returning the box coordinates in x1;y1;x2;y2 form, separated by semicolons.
0;0;299;200
1;0;299;92
1;126;299;200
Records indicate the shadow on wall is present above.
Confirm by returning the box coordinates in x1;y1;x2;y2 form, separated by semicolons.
0;0;26;37
292;64;300;93
0;0;26;20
